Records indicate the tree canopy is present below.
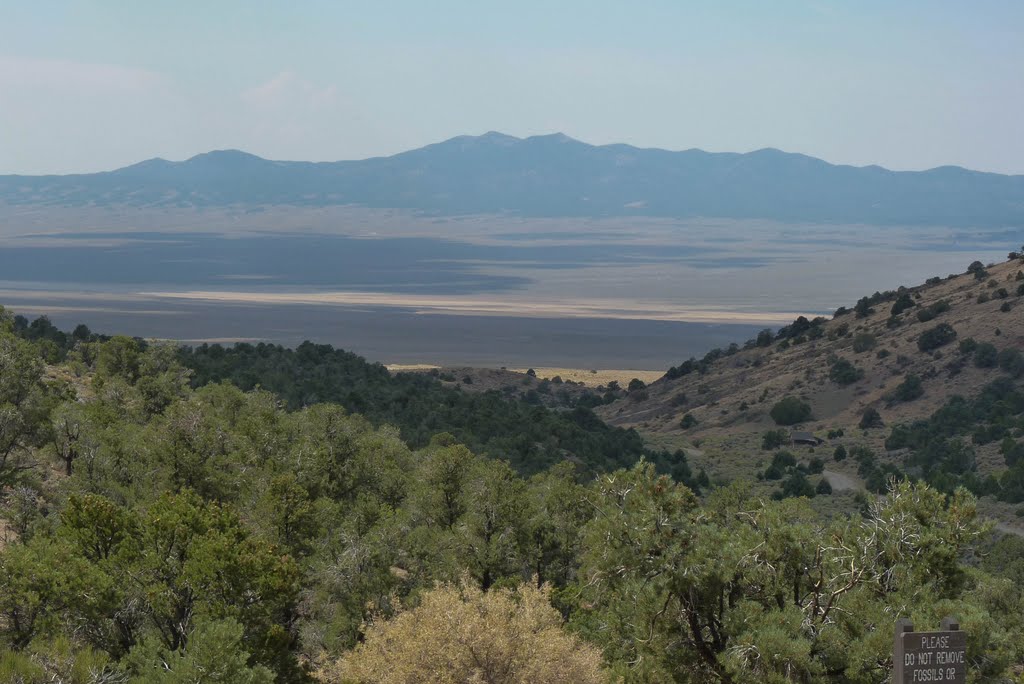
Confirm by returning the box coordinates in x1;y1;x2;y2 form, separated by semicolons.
1;310;1023;682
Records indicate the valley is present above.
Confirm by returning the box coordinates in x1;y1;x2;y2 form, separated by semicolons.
0;202;1012;369
6;3;1024;680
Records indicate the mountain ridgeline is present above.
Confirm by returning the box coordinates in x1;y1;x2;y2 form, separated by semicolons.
3;132;1024;226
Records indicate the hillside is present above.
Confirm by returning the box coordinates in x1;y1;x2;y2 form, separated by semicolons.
176;341;701;483
3;133;1024;226
599;252;1024;524
383;365;660;410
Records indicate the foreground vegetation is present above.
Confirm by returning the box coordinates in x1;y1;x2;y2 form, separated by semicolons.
8;313;699;485
2;306;1024;683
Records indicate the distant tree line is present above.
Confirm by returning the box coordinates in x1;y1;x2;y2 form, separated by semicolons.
177;341;702;486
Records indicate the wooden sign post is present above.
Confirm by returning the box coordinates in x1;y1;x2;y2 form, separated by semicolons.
892;617;966;683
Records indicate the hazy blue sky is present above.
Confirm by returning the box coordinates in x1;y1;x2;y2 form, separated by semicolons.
2;1;1022;174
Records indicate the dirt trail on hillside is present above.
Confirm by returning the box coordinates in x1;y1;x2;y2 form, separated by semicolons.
823;470;858;492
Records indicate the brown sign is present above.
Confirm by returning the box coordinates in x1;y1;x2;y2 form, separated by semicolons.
892;617;966;684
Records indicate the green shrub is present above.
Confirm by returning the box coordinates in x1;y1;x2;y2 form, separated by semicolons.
833;445;847;461
859;407;884;429
889;374;924;403
0;651;44;683
832;322;850;339
998;348;1024;378
679;413;698;430
915;300;950;323
775;471;816;499
959;338;978;355
762;429;789;450
770;397;812;426
771;450;798;469
854;298;875;318
816;478;833;495
890;294;915;316
917;323;957;352
852;333;877;353
829;358;864;386
974;342;999;368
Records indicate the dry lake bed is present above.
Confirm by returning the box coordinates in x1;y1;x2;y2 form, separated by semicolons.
0;206;1014;369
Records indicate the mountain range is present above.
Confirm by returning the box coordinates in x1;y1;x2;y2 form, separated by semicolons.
3;131;1024;227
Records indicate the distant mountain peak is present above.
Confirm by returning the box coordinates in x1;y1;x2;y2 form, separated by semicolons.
437;131;582;149
479;131;521;143
527;132;579;144
185;149;269;165
120;157;174;171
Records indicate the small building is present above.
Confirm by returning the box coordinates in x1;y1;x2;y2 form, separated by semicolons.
791;431;824;446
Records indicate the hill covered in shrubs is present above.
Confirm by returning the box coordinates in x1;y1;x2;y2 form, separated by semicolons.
601;250;1024;517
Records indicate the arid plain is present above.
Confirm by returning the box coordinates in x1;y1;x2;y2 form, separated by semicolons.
0;204;1012;369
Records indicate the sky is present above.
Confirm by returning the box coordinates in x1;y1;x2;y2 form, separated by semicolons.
1;0;1022;175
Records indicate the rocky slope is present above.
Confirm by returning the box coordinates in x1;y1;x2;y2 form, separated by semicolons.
598;252;1024;520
